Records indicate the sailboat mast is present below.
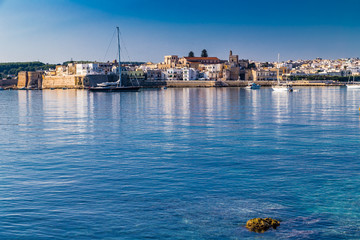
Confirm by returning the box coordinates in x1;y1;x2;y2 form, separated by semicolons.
277;53;280;85
117;27;122;87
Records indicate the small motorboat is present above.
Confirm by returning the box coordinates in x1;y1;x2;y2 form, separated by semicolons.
245;83;261;90
250;83;261;89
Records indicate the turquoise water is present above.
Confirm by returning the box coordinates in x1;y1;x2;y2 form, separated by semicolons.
0;87;360;239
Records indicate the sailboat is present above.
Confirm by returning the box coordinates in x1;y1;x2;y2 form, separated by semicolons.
89;27;140;92
346;74;360;88
272;54;289;92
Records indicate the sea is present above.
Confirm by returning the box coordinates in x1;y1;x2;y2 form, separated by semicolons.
0;87;360;239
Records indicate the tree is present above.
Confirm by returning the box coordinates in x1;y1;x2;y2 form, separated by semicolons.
247;63;257;69
201;49;208;58
188;51;194;57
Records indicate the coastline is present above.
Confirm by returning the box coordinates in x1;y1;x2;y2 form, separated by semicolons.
0;79;346;90
141;80;344;88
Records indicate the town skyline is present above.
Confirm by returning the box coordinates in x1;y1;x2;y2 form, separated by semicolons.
1;0;360;63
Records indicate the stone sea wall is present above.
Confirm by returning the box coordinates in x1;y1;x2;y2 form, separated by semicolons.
42;74;118;89
42;75;84;89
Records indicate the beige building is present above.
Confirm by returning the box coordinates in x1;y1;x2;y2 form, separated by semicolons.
252;68;278;81
229;50;239;66
164;55;179;68
179;57;221;69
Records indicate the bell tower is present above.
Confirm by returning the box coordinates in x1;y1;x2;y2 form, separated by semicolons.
229;50;239;66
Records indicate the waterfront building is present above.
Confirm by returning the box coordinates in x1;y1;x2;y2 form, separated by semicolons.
166;68;183;80
146;69;165;81
252;68;278;81
182;68;198;81
76;63;102;75
201;64;223;80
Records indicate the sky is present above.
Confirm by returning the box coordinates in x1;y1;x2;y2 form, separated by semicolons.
1;0;360;63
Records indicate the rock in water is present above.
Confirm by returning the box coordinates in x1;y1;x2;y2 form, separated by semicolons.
246;218;280;233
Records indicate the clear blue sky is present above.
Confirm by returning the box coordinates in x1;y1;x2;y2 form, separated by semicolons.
0;0;359;63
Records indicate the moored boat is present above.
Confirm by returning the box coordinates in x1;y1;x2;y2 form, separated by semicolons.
272;54;294;92
345;75;360;88
245;83;261;90
346;84;360;88
89;27;141;93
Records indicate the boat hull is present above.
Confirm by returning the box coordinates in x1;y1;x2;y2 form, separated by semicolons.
346;85;360;89
88;86;141;92
272;87;288;92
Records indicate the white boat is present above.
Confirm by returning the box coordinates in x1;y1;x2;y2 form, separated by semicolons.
272;85;288;91
346;84;360;88
272;54;293;92
272;54;288;91
97;80;119;87
346;75;360;88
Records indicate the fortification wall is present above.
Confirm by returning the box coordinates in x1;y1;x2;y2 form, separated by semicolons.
42;75;83;89
18;71;43;89
17;72;28;88
43;74;117;89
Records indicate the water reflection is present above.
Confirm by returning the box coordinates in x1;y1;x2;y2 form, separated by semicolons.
7;87;360;239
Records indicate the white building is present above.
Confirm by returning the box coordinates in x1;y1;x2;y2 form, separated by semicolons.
166;68;183;80
201;64;222;80
182;68;198;81
76;63;102;75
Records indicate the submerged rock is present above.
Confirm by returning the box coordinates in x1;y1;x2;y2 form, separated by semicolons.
246;218;280;233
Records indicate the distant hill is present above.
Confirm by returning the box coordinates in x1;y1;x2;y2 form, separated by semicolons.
0;62;57;78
